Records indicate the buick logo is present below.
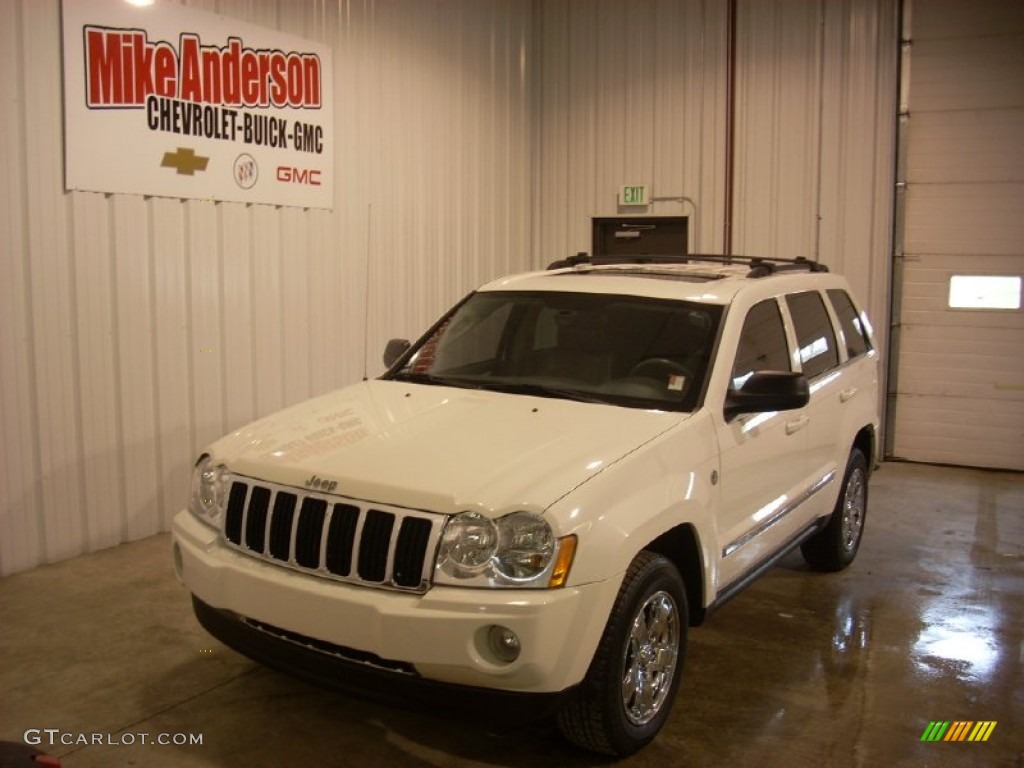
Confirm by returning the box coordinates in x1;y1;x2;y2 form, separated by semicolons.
233;154;258;189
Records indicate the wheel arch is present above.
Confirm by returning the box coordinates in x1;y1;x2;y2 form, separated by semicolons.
853;424;877;473
643;523;707;627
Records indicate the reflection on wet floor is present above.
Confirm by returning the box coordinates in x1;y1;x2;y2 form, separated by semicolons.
913;603;1002;684
674;461;1023;768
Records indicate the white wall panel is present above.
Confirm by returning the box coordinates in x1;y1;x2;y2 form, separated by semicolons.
20;0;86;566
71;193;122;551
154;198;193;532
0;0;536;575
535;0;895;316
817;0;899;321
0;0;43;574
734;0;823;257
111;194;162;542
536;0;730;257
734;0;897;328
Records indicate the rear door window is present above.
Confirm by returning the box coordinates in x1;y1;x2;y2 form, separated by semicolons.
786;291;839;379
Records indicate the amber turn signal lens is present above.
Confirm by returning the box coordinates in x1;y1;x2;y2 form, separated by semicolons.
548;535;577;588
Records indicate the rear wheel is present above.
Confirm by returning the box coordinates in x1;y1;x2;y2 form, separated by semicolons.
557;551;687;756
801;448;868;571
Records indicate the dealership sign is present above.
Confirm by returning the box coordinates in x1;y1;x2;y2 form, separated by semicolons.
62;0;333;209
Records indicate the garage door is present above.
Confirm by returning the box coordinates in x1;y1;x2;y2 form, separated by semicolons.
891;0;1024;470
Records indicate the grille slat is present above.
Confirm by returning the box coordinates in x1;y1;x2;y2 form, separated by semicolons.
225;482;248;543
326;503;359;576
245;486;271;553
358;510;395;582
223;478;439;593
268;492;297;560
394;517;433;588
294;498;327;569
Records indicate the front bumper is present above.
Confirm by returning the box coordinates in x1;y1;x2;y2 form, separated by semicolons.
172;510;620;695
190;596;569;721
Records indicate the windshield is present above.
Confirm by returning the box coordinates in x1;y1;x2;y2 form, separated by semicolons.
386;290;722;411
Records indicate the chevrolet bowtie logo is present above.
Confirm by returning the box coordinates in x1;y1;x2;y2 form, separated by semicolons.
161;147;209;175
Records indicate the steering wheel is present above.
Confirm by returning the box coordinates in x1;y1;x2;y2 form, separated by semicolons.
628;357;690;380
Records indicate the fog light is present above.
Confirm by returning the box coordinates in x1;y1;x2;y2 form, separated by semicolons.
488;625;521;663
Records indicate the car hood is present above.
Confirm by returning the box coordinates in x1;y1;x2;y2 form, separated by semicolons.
208;380;684;517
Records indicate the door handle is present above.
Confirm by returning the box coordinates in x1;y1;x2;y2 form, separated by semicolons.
785;416;809;435
840;387;858;403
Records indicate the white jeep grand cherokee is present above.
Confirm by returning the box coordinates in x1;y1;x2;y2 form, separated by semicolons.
172;254;879;756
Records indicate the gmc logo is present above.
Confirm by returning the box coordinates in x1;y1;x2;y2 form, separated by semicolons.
276;166;322;186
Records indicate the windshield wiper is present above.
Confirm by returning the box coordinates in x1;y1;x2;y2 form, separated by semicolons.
484;382;609;404
389;372;484;390
390;373;608;403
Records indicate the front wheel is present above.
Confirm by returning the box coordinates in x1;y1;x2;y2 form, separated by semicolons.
801;447;869;571
556;551;687;756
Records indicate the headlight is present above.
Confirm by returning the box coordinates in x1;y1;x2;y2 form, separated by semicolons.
189;454;229;528
494;511;555;580
438;511;497;575
435;511;575;588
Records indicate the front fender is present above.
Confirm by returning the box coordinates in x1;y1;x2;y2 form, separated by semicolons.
550;410;720;608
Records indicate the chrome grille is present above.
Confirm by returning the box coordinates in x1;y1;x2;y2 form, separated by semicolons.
222;476;443;592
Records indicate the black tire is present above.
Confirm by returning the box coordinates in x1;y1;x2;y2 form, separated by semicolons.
801;448;869;572
556;551;687;756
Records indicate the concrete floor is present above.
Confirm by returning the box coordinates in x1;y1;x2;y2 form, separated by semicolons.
1;461;1021;768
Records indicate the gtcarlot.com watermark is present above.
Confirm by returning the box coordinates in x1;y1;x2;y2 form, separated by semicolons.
24;728;203;747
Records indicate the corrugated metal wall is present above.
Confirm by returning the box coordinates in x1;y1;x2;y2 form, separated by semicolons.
1;0;900;576
535;0;897;332
891;0;1024;470
0;0;535;575
535;0;729;259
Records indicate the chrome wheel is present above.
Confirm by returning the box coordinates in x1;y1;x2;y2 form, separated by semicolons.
558;552;687;756
620;590;680;726
801;448;869;572
840;465;866;552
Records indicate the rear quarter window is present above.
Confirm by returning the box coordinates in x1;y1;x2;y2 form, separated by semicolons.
827;289;872;359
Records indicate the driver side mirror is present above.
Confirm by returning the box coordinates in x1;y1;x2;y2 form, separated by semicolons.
383;338;411;369
724;371;809;422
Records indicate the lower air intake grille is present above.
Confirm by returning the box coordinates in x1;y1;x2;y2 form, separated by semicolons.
222;477;443;592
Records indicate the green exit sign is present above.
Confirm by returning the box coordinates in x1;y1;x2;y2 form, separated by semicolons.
621;185;649;206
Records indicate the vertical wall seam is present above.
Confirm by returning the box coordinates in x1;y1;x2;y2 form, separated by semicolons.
884;0;909;458
146;198;164;531
15;0;46;569
813;0;827;261
108;198;128;539
723;0;736;253
182;199;197;523
248;204;258;417
216;202;227;437
66;193;91;547
770;3;781;250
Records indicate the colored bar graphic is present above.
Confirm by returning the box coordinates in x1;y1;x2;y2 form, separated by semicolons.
945;721;973;741
968;722;997;742
921;722;950;742
921;720;997;742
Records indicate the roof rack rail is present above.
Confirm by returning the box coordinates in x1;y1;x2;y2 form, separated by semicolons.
672;254;829;276
547;252;697;269
546;252;829;276
546;251;591;270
